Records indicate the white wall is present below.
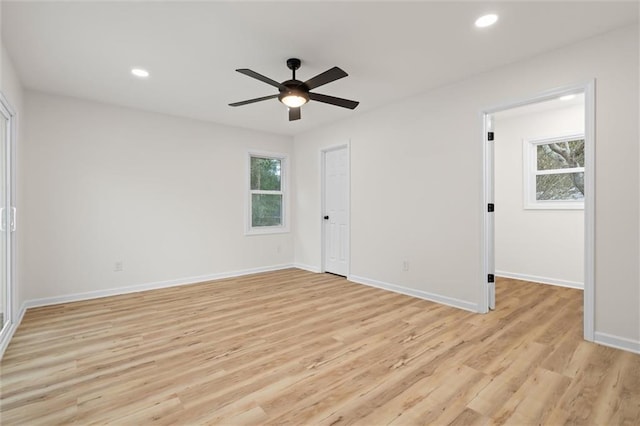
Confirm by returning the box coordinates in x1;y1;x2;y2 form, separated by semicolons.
494;103;584;287
293;25;639;345
22;91;294;301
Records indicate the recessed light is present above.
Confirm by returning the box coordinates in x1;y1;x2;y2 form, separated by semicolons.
559;94;576;101
475;14;498;28
131;68;150;78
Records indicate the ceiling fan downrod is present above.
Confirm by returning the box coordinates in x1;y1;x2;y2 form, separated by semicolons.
286;58;301;81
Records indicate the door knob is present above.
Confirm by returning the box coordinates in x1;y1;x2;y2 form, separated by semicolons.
324;215;329;220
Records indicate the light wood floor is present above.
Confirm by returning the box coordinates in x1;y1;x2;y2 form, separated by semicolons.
1;269;639;425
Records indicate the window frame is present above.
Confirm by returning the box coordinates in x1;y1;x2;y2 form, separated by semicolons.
246;150;289;235
523;133;585;210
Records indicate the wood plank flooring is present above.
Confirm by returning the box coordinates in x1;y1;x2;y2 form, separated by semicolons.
1;269;639;425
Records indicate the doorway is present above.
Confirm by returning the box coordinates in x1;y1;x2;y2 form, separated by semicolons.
483;82;595;340
322;145;349;276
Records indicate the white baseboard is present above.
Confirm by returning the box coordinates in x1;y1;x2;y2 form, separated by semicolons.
0;301;27;360
495;270;583;289
293;263;322;273
348;275;479;313
23;264;296;310
594;331;640;354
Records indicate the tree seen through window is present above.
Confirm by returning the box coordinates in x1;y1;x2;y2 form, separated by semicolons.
250;156;283;227
535;139;584;201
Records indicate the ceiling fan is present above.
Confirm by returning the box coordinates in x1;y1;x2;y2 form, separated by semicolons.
229;58;359;121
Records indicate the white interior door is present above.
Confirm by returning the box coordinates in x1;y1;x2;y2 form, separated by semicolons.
323;146;349;276
486;115;496;310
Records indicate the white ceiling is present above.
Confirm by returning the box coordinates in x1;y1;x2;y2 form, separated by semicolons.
2;1;637;136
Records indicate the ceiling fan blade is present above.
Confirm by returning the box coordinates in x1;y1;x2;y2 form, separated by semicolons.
303;67;348;90
289;107;301;121
229;94;278;107
309;92;359;110
236;69;284;89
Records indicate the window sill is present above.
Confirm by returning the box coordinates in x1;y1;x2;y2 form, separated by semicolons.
245;226;290;236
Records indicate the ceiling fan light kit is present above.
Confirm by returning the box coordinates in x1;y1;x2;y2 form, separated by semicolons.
229;58;359;121
279;91;309;108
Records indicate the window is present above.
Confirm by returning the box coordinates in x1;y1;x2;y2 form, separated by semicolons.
247;152;288;234
524;134;584;209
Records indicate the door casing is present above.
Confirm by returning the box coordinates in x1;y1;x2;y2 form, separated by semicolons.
481;81;595;341
0;91;16;355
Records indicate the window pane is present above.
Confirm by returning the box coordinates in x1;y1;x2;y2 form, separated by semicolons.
537;139;584;170
252;194;282;227
536;172;584;201
250;157;281;191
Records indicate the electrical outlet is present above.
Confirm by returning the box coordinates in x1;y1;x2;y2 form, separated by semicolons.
402;261;410;272
114;261;123;272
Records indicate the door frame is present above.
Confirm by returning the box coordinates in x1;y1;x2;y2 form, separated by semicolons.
320;143;351;276
0;91;16;351
481;80;595;341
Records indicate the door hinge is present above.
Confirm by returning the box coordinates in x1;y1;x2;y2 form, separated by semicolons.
487;131;494;141
488;274;495;283
488;203;494;212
